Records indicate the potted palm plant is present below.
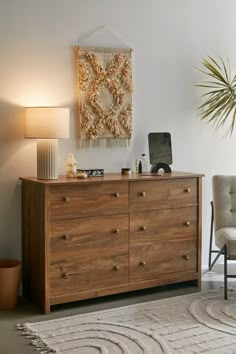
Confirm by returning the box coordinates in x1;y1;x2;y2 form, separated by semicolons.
196;56;236;136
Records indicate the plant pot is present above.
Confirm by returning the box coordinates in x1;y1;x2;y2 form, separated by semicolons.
0;259;21;310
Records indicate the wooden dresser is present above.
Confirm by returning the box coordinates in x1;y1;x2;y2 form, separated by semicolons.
20;171;203;314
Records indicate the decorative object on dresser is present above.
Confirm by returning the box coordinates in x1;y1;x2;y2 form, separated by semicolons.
121;168;132;175
76;168;104;177
65;153;77;178
76;172;88;179
148;132;172;174
25;107;70;179
74;46;133;148
20;171;203;314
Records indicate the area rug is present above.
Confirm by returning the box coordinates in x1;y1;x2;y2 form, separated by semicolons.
17;290;236;354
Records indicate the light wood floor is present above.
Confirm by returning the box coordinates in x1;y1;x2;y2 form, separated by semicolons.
0;264;235;354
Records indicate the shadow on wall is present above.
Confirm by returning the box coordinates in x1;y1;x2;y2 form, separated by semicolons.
0;100;25;168
0;100;26;260
1;183;22;259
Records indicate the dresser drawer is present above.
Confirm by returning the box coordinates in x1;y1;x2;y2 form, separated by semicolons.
50;214;128;239
130;207;197;242
130;240;197;282
50;214;129;260
50;254;128;297
130;178;197;209
49;182;128;219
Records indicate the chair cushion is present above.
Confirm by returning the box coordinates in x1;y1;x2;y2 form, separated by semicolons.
213;175;236;232
215;227;236;257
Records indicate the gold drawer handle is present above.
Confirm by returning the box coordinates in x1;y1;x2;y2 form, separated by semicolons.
185;221;190;227
62;196;69;202
140;261;146;267
113;229;120;234
140;191;146;197
114;192;120;198
184;188;191;193
140;225;146;231
113;265;120;271
62;272;69;279
62;234;69;240
183;255;190;261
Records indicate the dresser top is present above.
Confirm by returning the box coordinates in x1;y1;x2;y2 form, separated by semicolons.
20;171;203;185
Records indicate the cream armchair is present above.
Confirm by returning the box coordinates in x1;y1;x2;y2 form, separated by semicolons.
209;175;236;299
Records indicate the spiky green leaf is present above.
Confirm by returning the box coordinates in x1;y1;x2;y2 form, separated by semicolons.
196;56;236;137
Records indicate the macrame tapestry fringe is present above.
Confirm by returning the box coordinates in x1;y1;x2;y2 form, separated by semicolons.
16;323;57;354
79;137;131;148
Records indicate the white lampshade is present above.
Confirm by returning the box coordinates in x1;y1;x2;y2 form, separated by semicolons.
25;107;70;180
25;107;70;139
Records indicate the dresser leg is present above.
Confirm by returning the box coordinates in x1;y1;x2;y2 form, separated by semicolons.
43;302;50;314
193;278;201;289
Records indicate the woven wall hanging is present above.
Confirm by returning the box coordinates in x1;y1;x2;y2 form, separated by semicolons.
75;46;133;147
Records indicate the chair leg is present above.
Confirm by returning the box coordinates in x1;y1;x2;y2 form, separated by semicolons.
224;245;228;300
209;247;223;271
209;201;214;270
208;201;225;271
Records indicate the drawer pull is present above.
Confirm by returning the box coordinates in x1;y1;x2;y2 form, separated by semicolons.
113;265;120;271
140;225;147;231
62;234;69;240
62;272;69;279
140;261;146;267
62;196;69;202
183;255;190;261
185;221;190;227
113;229;120;234
184;188;191;193
114;192;120;198
140;191;146;197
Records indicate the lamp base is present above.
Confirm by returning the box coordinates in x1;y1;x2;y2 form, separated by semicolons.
37;139;58;179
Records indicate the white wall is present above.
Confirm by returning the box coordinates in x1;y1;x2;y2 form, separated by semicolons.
1;0;236;268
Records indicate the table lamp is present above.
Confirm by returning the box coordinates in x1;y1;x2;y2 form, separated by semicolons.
25;107;70;179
